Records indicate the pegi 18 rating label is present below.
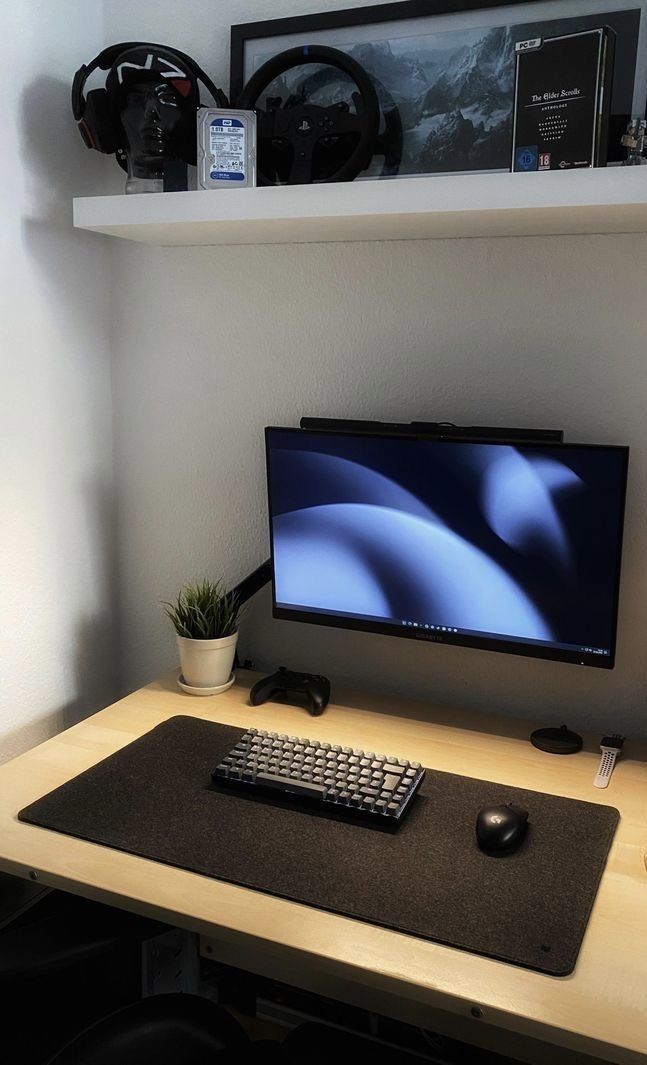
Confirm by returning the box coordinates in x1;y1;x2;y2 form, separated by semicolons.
197;108;257;190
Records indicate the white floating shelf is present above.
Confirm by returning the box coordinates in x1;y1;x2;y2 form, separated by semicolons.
73;167;647;247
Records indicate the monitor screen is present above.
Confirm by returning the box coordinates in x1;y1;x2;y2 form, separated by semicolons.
265;428;628;668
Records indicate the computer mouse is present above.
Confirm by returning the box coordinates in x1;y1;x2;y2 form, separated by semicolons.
476;803;529;854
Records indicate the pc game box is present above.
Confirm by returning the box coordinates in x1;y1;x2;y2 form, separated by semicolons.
512;27;615;172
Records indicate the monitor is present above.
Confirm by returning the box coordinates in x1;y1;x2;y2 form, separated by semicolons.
265;427;628;669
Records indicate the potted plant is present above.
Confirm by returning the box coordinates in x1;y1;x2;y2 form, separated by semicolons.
163;579;240;694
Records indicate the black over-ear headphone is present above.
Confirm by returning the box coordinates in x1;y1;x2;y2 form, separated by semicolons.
72;42;229;163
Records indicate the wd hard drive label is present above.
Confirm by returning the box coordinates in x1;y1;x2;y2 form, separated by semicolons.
210;118;246;181
197;108;257;189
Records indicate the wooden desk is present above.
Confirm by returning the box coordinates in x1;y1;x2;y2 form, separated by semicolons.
0;671;646;1064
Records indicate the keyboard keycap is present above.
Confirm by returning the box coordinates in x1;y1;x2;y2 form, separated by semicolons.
256;773;326;799
383;774;401;792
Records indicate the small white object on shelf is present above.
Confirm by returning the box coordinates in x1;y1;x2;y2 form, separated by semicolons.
73;166;647;247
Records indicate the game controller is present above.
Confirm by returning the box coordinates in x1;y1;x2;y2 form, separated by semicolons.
250;666;331;716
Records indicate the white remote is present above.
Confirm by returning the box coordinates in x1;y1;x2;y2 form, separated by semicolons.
594;734;625;789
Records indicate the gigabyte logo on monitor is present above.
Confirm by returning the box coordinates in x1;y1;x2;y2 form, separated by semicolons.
415;631;443;642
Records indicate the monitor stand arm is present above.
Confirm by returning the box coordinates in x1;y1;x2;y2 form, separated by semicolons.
232;560;272;669
233;559;272;607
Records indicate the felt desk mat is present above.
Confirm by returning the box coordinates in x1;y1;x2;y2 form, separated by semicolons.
18;716;619;976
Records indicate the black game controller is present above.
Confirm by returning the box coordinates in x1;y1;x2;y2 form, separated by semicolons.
250;666;331;716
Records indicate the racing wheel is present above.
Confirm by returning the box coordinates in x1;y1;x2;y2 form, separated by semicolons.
237;44;380;185
283;65;403;178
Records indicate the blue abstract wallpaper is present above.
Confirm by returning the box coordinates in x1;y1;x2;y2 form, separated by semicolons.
266;430;627;658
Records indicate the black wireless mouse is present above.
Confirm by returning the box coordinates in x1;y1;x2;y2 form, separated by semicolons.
476;803;529;854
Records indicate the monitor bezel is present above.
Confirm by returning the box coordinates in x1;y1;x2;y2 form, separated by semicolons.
264;426;629;670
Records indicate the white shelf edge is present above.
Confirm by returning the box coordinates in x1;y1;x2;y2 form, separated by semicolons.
73;167;647;247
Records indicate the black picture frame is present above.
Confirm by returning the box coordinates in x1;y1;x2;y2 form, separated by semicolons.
230;0;647;176
230;0;546;98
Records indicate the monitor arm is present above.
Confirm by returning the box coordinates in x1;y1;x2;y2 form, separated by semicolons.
232;560;272;670
232;559;272;607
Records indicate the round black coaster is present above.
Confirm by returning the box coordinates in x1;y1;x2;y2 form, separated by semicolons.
530;725;583;755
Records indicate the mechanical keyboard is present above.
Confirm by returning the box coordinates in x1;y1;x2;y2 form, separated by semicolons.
212;728;425;826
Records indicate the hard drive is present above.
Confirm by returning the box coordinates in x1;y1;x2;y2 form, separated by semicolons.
512;27;616;172
197;107;257;189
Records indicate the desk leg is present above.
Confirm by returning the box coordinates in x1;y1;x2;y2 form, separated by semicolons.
142;927;200;996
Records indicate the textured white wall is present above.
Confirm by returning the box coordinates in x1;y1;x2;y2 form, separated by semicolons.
111;234;647;737
0;3;116;762
104;1;647;737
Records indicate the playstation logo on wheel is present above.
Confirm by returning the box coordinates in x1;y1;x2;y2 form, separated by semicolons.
297;118;313;135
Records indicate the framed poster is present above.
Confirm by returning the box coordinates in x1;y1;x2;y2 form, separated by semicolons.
230;0;647;178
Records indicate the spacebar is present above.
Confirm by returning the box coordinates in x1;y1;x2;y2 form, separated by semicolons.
256;773;326;799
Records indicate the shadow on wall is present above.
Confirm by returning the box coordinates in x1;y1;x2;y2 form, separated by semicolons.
59;476;119;731
20;72;116;201
61;610;117;732
0;478;118;766
18;73;115;305
11;76;118;733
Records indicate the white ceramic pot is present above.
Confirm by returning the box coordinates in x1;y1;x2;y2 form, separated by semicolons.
177;632;238;689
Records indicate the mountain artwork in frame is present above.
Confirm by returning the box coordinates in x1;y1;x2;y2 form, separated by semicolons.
230;0;647;179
